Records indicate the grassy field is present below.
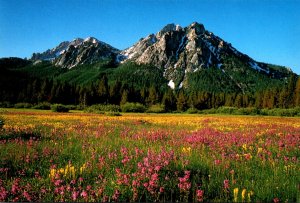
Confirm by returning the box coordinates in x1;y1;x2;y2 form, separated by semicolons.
0;109;299;202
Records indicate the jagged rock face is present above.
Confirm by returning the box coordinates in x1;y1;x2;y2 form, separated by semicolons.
119;22;271;88
30;22;292;89
31;37;119;69
31;39;84;61
55;37;119;69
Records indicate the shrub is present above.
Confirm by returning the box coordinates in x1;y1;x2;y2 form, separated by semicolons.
105;112;122;116
14;103;32;109
0;102;13;108
186;107;199;114
84;104;121;114
146;104;166;113
32;102;51;110
121;102;146;113
216;106;238;114
65;105;79;110
51;104;69;113
270;108;298;117
200;108;217;114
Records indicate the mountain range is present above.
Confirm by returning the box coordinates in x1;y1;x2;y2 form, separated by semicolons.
0;22;298;109
29;22;294;92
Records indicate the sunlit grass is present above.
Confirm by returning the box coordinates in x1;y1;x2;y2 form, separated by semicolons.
0;109;299;202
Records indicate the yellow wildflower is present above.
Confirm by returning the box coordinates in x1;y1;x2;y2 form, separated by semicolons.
241;189;246;202
80;163;87;174
182;147;191;154
59;168;65;174
49;168;56;179
257;147;263;154
242;144;247;151
69;166;76;179
233;188;239;202
247;191;254;202
63;163;76;178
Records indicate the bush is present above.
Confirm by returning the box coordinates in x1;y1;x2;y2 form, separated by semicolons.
200;108;217;114
268;108;299;117
121;102;146;113
0;102;13;108
32;102;51;110
216;106;238;114
51;104;69;113
186;107;199;114
238;107;261;115
14;103;32;109
146;104;166;113
65;105;80;110
84;104;121;114
105;112;122;116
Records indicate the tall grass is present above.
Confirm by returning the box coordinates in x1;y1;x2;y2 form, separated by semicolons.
0;110;299;202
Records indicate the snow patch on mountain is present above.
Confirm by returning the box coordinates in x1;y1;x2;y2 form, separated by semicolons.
168;80;175;89
84;37;99;44
249;61;269;74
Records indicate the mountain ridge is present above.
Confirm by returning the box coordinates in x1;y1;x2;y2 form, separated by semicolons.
24;21;295;94
30;22;293;76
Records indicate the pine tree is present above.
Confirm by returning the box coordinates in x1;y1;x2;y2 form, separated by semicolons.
278;88;288;108
176;90;187;111
286;74;297;107
140;88;147;104
225;93;235;107
79;87;87;108
120;89;129;105
234;94;243;108
242;94;249;107
97;75;109;104
294;77;300;106
109;81;121;104
146;86;158;106
188;91;197;109
254;92;263;108
162;89;176;112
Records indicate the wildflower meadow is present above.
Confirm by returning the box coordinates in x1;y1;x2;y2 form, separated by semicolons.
0;109;299;202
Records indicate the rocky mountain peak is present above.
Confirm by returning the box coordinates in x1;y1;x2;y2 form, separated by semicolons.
70;38;84;46
31;36;119;69
118;22;274;89
156;23;177;38
54;37;119;69
83;37;99;44
188;22;205;33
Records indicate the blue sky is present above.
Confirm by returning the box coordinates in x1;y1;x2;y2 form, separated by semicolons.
0;0;299;74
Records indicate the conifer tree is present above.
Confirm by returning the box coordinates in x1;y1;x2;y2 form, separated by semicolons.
98;74;109;104
120;89;129;105
162;89;176;112
176;90;187;111
234;94;243;108
146;86;158;105
295;77;300;106
109;80;121;104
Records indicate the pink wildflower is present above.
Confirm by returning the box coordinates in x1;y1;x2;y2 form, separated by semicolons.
196;189;204;202
80;190;88;199
223;179;230;191
72;191;79;201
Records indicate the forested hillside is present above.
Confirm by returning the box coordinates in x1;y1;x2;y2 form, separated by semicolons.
0;57;299;112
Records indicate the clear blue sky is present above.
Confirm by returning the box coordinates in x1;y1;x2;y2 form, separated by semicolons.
0;0;299;74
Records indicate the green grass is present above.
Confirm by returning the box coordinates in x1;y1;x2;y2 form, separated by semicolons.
0;109;299;202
